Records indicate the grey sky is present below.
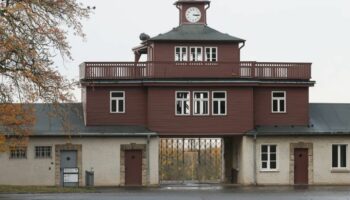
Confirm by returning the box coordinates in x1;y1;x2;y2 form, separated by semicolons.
57;0;350;103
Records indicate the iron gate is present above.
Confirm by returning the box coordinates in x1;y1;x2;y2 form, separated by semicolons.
160;138;223;183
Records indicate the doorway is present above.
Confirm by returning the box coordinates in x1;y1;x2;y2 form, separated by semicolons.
160;138;223;184
125;150;143;186
60;150;78;187
294;148;308;185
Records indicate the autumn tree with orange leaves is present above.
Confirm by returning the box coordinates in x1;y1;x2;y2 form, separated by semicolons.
0;0;90;151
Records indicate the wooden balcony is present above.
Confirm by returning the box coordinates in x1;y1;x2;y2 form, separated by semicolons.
79;61;312;81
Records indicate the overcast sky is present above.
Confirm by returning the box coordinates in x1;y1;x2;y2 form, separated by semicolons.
56;0;350;103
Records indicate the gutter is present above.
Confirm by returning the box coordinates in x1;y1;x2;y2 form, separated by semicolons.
239;41;246;50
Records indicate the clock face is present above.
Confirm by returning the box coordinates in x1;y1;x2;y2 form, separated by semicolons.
185;7;202;23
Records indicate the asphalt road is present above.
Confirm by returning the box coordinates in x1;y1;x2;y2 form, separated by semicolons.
2;186;350;200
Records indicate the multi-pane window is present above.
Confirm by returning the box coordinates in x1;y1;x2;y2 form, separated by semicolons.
190;47;203;61
175;46;188;61
110;91;125;113
332;144;347;168
35;146;52;159
212;92;226;115
10;147;27;159
193;92;209;115
261;145;277;170
272;91;286;113
176;91;190;115
205;47;217;62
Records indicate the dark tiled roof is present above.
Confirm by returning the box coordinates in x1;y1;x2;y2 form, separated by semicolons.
250;103;350;136
2;104;155;137
148;24;245;42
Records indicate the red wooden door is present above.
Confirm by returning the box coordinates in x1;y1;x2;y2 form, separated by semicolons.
294;148;308;185
125;150;142;186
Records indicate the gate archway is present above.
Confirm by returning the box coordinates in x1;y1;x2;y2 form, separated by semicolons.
160;138;223;184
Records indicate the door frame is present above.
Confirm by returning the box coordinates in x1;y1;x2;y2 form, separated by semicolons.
55;144;83;186
289;143;313;185
120;144;147;186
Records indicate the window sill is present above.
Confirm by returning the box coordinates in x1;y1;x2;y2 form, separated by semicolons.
271;112;287;114
260;170;280;173
331;169;350;173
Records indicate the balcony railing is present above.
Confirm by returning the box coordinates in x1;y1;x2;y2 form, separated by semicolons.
79;61;312;80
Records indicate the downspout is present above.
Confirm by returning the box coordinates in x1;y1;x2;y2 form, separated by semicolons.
253;131;258;186
146;134;151;185
204;3;210;25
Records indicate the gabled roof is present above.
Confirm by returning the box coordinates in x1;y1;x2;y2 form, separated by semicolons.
250;103;350;136
148;24;245;42
1;104;155;137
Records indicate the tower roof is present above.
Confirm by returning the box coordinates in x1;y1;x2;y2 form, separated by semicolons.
174;0;210;5
148;24;245;43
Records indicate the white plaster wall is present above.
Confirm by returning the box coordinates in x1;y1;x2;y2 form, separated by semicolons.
0;136;159;186
255;136;350;185
149;137;159;185
238;136;255;185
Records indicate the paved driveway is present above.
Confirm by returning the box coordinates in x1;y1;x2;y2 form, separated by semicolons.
2;186;350;200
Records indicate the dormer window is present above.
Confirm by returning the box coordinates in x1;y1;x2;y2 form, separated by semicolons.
190;47;203;61
205;47;217;62
175;46;188;61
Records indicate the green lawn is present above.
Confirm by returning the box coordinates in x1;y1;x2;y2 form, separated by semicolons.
0;185;96;193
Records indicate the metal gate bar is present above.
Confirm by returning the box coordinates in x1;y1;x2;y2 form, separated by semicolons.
160;138;223;184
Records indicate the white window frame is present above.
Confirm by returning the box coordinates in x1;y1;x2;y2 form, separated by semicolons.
189;46;203;61
332;144;348;169
205;47;218;62
175;46;188;62
271;91;287;113
212;91;227;116
260;144;278;171
175;91;191;116
110;91;125;114
35;146;52;159
9;147;27;159
193;91;209;116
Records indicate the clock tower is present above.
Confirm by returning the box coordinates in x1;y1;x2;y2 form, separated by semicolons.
174;0;210;25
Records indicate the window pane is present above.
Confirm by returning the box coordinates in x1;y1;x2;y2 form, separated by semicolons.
270;154;276;161
280;100;285;112
177;92;188;99
261;153;268;161
273;100;278;112
184;101;190;114
111;100;117;112
214;92;225;99
176;48;180;53
341;145;347;168
111;92;123;98
203;101;208;114
273;92;285;98
270;145;276;153
118;99;124;112
220;101;226;114
262;145;268;153
195;101;200;114
270;161;277;169
176;101;182;114
262;162;267;169
332;145;338;168
213;101;219;114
